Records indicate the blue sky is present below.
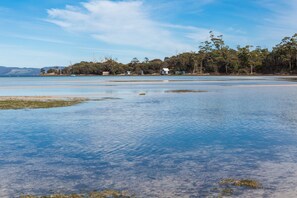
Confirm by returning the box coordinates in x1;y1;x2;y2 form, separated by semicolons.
0;0;296;68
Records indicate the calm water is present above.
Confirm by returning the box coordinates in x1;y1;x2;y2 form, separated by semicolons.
1;76;297;197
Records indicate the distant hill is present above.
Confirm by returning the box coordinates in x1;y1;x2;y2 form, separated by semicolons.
42;66;65;73
0;66;40;76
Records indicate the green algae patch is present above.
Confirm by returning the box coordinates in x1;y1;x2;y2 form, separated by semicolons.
21;195;81;198
165;90;207;93
21;190;133;198
220;188;234;196
91;97;122;101
90;190;132;198
0;98;85;110
206;178;263;197
220;178;262;189
234;179;262;189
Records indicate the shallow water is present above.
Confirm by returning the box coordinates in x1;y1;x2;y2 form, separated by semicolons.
1;76;297;197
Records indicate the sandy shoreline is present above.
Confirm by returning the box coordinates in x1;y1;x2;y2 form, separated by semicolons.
234;84;297;88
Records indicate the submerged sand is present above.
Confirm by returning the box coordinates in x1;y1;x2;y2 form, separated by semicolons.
234;84;297;88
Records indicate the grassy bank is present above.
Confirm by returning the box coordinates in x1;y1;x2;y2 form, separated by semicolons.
0;97;85;110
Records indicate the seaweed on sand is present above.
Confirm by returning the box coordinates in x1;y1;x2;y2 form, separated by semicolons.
220;178;262;189
165;90;207;93
20;189;133;198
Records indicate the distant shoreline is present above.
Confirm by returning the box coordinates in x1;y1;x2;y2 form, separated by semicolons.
1;74;297;78
26;74;297;77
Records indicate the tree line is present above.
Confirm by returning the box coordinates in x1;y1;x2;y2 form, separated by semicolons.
46;32;297;75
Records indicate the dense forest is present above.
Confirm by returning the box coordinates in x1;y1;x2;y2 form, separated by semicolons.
45;32;297;75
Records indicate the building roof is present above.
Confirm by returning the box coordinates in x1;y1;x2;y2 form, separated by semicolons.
162;68;170;71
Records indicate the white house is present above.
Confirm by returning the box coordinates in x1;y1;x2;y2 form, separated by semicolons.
161;68;170;75
102;71;110;76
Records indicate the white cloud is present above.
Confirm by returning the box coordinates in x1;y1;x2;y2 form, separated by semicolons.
46;0;213;55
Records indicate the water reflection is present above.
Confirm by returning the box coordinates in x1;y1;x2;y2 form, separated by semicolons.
0;76;297;197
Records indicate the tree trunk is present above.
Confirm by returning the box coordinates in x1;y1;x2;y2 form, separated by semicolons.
193;62;197;74
295;54;297;70
225;63;228;74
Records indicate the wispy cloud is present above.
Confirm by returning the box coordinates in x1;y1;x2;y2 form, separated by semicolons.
46;0;214;55
255;0;297;41
259;0;297;28
149;0;215;13
7;34;73;45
